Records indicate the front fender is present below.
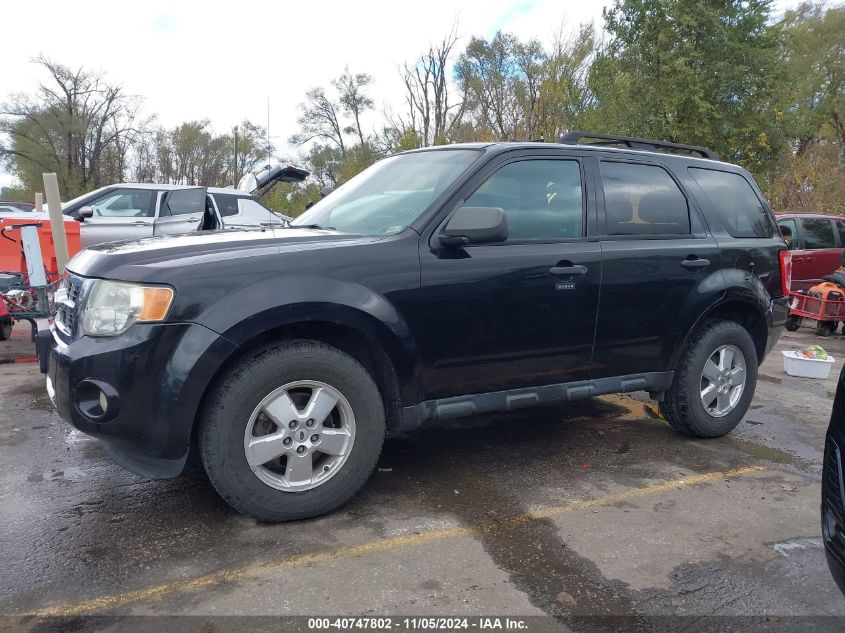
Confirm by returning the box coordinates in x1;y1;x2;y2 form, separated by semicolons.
196;274;420;404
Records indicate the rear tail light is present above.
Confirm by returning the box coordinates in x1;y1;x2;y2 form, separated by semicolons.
779;250;792;296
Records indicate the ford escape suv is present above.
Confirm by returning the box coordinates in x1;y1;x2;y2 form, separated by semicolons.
39;132;790;522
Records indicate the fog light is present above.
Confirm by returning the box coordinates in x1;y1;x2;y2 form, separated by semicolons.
74;379;120;421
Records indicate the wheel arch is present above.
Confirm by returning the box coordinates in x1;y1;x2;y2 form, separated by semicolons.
191;304;418;442
673;296;769;369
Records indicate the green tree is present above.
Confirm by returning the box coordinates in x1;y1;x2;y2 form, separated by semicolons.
588;0;785;176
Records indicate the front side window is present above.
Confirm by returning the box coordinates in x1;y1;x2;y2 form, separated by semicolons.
777;218;798;249
462;159;583;241
600;162;690;236
688;168;774;238
801;218;836;250
90;188;154;218
292;149;480;235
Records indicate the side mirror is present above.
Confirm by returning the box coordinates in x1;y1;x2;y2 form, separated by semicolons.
75;206;94;222
439;206;508;247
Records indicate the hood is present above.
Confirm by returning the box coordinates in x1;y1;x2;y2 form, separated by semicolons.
67;227;380;282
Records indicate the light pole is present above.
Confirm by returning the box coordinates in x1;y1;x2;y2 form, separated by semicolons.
233;125;239;187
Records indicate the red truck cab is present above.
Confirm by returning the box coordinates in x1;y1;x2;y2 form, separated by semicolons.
776;213;845;291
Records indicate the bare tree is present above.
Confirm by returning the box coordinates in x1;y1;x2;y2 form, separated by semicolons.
399;26;465;146
0;56;144;196
290;87;347;156
334;68;374;146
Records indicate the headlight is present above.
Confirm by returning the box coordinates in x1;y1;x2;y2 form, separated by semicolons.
81;280;174;337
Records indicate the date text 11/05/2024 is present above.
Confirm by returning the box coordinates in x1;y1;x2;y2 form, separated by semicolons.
307;617;529;630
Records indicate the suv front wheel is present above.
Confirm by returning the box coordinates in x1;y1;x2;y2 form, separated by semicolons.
660;319;758;438
199;340;386;522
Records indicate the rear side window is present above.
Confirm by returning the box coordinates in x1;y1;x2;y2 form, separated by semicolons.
688;168;773;238
161;188;205;216
599;162;690;236
214;194;240;217
801;218;836;249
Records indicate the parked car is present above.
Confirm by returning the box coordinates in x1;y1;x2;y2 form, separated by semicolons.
57;164;308;248
40;132;789;522
823;365;845;596
0;201;36;213
775;213;845;291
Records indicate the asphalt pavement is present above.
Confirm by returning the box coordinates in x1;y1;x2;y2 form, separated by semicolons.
1;321;844;632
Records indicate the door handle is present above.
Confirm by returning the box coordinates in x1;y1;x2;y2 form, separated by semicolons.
185;217;200;223
681;257;710;269
132;221;152;226
549;265;588;276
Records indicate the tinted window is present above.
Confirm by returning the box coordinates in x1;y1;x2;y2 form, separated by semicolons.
161;188;204;216
836;220;845;249
801;218;836;249
777;218;797;249
600;162;689;235
688;168;773;238
463;160;583;240
89;188;154;218
214;194;240;217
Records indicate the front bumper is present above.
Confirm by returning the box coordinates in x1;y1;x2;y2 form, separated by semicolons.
45;321;237;478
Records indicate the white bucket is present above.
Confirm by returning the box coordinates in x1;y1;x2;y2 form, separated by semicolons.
782;350;835;379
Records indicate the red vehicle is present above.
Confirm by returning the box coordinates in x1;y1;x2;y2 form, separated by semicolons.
776;213;845;291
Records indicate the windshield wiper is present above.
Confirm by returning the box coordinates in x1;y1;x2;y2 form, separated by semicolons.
292;223;337;231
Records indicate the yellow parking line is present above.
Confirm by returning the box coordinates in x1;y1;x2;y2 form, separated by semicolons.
20;465;766;618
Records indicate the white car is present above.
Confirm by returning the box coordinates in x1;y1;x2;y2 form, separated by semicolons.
60;164;308;248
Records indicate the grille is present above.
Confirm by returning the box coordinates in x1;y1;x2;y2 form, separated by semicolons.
54;275;84;338
823;438;845;563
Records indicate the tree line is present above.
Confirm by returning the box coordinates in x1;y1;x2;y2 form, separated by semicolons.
2;0;843;215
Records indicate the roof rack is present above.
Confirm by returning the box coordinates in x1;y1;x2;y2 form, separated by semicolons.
559;131;718;160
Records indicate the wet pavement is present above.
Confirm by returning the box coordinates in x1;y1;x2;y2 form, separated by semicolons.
1;321;845;632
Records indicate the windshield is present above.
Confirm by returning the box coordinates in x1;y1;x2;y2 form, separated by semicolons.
292;149;480;235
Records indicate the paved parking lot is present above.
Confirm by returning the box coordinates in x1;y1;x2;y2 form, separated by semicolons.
1;321;844;631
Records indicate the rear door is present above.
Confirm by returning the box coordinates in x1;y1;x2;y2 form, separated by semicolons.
592;158;721;378
153;188;207;237
77;187;157;248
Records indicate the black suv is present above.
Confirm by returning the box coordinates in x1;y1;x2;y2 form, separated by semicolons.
40;132;790;521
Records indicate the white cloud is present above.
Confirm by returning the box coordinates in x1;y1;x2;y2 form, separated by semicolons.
0;0;802;190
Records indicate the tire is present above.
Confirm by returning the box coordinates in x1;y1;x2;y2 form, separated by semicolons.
0;318;11;341
660;319;757;438
817;320;837;337
199;340;386;522
785;315;801;332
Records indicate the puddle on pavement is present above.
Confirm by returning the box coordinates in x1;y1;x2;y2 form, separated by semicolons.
14;381;55;413
722;435;811;469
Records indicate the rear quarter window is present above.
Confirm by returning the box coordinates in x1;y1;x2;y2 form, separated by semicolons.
688;168;774;238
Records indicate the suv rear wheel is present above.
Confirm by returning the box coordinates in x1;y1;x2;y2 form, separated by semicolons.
199;340;385;522
660;319;757;438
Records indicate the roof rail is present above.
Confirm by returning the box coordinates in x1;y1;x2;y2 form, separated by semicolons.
559;131;718;160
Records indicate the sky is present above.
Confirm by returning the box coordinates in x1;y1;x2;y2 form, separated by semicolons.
0;0;801;189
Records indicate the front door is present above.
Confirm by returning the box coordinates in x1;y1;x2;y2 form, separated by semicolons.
79;187;157;248
419;156;601;399
153;188;207;237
